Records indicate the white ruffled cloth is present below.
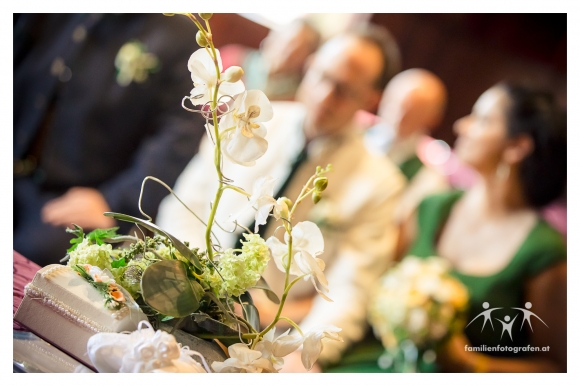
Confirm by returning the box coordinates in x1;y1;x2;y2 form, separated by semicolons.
86;321;209;373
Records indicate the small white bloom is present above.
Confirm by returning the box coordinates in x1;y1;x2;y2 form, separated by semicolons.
255;328;303;369
301;325;343;370
188;48;245;106
211;343;276;373
266;221;331;301
220;90;273;166
228;176;279;232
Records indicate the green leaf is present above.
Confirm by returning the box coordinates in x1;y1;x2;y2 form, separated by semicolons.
104;212;203;270
87;227;119;246
203;291;237;326
238;292;260;333
66;224;85;253
70;264;91;280
252;276;280;304
111;257;127;268
160;315;175;322
140;260;202;317
178;312;245;347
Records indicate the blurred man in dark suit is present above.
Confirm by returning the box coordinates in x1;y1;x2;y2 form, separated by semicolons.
13;14;205;266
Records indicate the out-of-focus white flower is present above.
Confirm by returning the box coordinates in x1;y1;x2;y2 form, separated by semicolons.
220;90;273;166
255;328;303;369
188;48;244;105
211;343;276;373
368;256;469;352
228;176;279;232
266;221;331;301
301;325;343;370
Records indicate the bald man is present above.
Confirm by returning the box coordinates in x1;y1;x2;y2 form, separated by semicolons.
365;69;450;233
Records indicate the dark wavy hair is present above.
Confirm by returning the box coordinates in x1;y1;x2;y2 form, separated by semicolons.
499;81;567;208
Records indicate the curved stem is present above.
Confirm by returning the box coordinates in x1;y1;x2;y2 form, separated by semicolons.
289;175;317;219
278;316;304;336
230;311;258;334
254;274;307;348
221;184;251;197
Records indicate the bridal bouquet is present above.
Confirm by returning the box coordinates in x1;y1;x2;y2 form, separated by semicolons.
368;256;468;372
61;13;341;373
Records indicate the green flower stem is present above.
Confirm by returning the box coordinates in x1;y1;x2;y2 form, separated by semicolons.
252;274;306;349
200;15;225;262
221;185;251;197
289;175;317;219
278;316;304;336
194;333;257;340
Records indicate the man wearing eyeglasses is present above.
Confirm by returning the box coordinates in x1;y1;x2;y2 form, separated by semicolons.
158;24;406;371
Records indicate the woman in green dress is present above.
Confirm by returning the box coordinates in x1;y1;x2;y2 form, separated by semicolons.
327;82;566;373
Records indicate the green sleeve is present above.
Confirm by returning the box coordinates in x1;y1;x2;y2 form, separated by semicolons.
523;221;566;277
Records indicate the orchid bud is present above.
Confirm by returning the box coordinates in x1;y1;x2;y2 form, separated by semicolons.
280;197;293;209
199;13;213;20
275;197;290;220
312;191;322;204
196;31;209;47
223;66;244;83
314;177;328;192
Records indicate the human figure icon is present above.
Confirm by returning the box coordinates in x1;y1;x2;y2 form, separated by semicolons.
496;314;518;341
512;302;549;332
465;302;503;332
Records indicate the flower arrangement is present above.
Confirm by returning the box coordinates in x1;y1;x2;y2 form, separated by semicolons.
368;256;468;372
62;13;341;373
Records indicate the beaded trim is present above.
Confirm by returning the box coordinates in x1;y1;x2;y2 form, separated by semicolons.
24;283;112;333
41;265;69;278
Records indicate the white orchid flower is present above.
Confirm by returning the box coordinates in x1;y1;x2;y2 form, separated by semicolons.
220;90;273;166
301;325;343;371
228;176;277;232
255;328;303;369
188;48;245;106
210;343;276;373
227;177;289;232
266;221;332;301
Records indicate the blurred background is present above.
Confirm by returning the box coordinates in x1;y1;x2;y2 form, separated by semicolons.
208;13;566;145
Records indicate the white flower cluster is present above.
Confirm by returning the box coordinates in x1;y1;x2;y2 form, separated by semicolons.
211;326;343;373
202;234;270;297
68;238;113;270
368;256;468;351
87;321;208;373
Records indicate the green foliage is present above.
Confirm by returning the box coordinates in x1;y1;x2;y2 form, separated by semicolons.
140;260;202;317
66;224;85;253
111;257;127;268
252;276;280;304
87;227;119;246
104;212;203;270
